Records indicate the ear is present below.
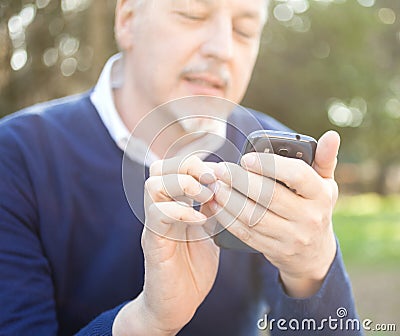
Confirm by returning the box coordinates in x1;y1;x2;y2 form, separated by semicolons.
115;0;135;51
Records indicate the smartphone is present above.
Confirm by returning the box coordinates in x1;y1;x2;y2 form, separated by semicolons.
213;130;317;253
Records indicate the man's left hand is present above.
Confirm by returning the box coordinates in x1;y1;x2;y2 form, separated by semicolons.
206;131;340;298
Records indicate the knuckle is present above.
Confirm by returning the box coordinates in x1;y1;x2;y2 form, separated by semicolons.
149;160;163;176
311;212;326;227
145;176;172;202
180;175;200;196
257;213;269;227
281;248;295;262
285;246;296;257
144;176;159;191
233;225;251;242
320;185;332;201
183;155;201;172
179;206;194;222
308;211;322;227
309;210;329;229
177;211;186;222
296;234;312;248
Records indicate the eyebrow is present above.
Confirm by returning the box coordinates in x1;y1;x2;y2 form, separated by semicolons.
172;0;212;10
175;0;212;6
174;0;267;23
239;11;263;20
193;0;213;5
194;0;264;17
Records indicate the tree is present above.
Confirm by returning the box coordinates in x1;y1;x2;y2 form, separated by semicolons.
243;0;400;193
1;0;399;193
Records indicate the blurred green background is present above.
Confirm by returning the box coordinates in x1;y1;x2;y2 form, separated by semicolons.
0;0;399;333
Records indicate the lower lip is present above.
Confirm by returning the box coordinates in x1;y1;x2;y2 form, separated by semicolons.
183;79;225;97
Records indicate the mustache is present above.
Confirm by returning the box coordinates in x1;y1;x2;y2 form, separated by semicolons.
181;62;231;88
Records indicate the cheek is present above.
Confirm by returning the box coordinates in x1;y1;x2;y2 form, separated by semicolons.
230;51;258;100
133;42;180;90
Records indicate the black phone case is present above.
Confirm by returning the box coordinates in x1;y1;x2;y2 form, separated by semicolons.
213;130;317;253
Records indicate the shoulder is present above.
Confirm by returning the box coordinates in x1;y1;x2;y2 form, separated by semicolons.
0;91;100;170
1;91;93;129
0;91;96;144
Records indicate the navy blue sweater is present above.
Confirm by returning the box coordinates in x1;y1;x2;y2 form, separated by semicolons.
0;92;361;335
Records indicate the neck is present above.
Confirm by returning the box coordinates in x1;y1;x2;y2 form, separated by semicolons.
114;83;197;159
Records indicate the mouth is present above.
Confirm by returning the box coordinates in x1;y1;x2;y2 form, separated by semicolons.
182;73;226;96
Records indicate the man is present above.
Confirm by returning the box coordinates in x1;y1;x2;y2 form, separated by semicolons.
0;0;362;335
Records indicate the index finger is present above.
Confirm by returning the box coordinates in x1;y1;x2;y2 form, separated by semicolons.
150;155;217;184
240;153;323;199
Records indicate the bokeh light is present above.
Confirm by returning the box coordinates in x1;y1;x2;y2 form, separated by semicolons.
60;57;78;76
36;0;51;10
10;49;28;71
20;5;36;28
76;46;94;72
61;0;92;14
357;0;375;8
328;98;366;128
43;48;59;67
385;98;400;119
378;8;396;25
59;35;80;57
273;4;294;22
289;0;309;14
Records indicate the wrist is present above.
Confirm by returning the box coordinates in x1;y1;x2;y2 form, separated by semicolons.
279;272;324;298
112;293;179;336
280;237;337;298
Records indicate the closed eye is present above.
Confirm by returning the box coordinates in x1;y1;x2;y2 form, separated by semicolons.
176;11;207;21
234;27;259;41
234;29;252;39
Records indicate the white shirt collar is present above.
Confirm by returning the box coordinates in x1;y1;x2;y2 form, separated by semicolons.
91;53;128;145
90;53;226;166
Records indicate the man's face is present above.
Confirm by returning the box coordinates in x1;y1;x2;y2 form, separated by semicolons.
119;0;268;113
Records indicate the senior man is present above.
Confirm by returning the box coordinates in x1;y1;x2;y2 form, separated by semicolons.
0;0;361;335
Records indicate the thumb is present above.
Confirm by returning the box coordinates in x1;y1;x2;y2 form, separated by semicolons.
312;130;340;179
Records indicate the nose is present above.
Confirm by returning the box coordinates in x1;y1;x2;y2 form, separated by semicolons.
200;17;234;62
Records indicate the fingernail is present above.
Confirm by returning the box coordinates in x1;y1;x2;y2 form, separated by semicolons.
208;181;220;194
242;154;256;168
200;171;216;184
215;163;227;178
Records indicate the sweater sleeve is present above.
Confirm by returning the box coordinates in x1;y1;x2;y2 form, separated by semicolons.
0;122;126;335
75;303;127;336
261;241;364;335
0;123;58;334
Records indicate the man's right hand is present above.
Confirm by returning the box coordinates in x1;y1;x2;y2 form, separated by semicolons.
113;156;220;336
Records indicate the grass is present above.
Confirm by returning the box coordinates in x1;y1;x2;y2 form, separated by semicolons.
333;194;400;334
333;193;400;266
